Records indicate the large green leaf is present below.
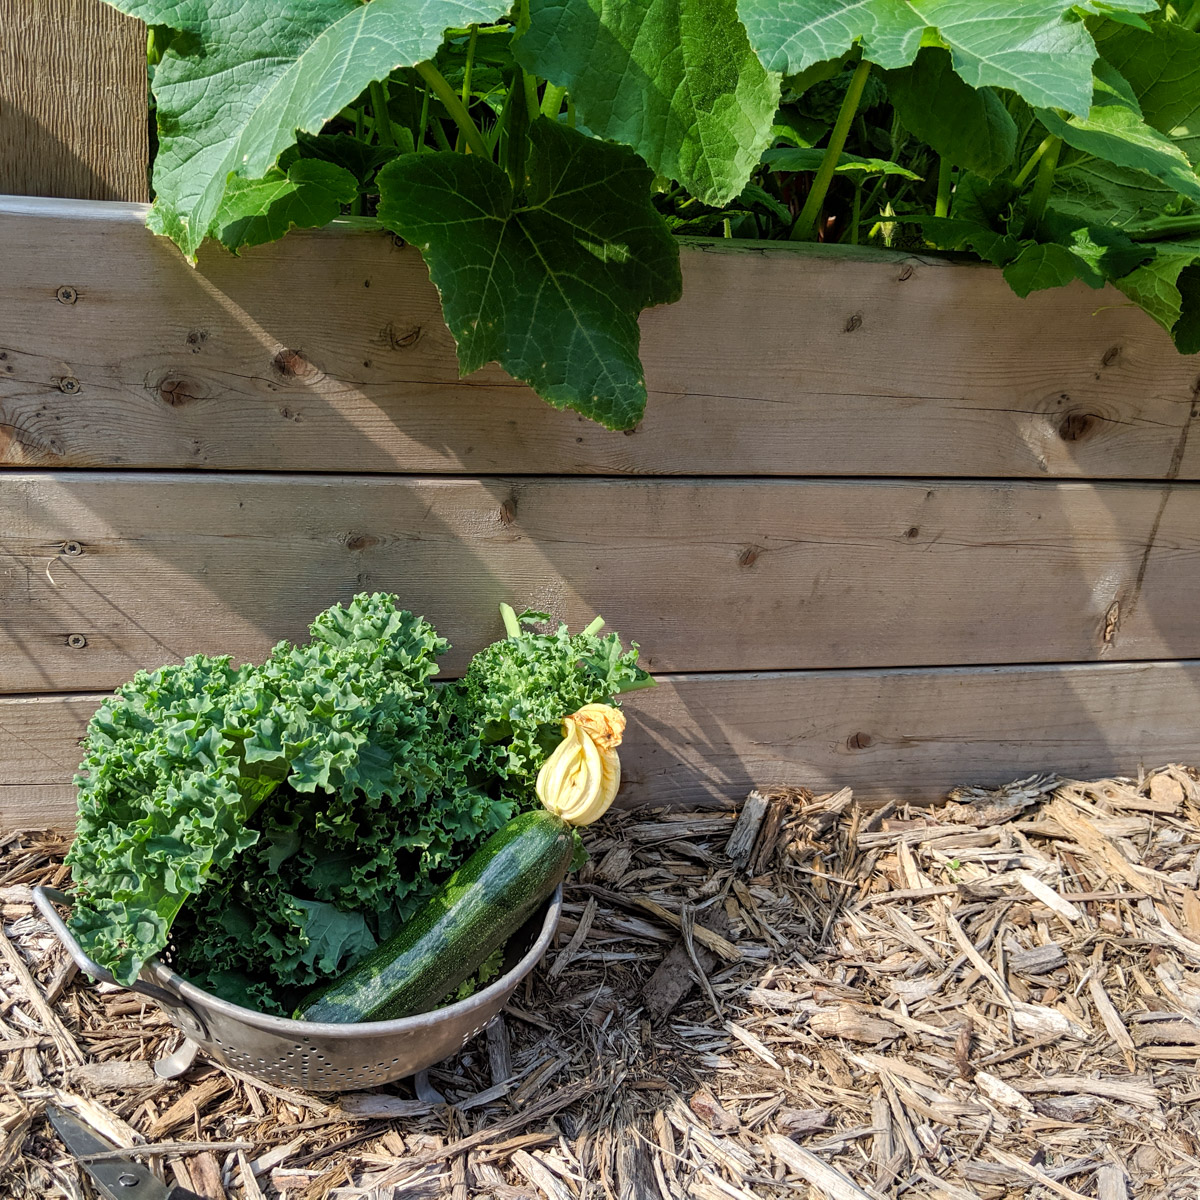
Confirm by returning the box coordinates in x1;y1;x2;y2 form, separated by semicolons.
515;0;779;207
1052;157;1177;228
1094;20;1200;165
376;119;682;430
884;48;1016;179
215;160;359;251
1113;240;1200;346
108;0;511;258
1002;242;1088;296
736;0;1103;115
1037;64;1200;205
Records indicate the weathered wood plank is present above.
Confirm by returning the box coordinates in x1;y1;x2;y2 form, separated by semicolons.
2;198;1195;478
2;473;1197;691
0;5;147;202
6;660;1197;827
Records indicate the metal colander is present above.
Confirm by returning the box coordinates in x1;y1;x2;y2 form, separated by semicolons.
34;885;561;1092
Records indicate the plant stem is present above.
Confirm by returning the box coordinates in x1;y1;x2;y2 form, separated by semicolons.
849;183;862;244
540;83;567;118
500;603;522;639
566;97;576;129
934;157;953;218
1127;214;1200;241
1183;0;1200;30
414;60;490;158
1018;134;1061;239
456;26;479;152
369;80;395;147
790;58;872;242
582;616;605;637
416;84;431;151
1012;134;1056;189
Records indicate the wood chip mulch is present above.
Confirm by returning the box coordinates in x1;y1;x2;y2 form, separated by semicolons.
2;765;1200;1198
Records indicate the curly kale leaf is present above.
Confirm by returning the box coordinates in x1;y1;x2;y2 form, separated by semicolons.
66;655;276;985
448;611;651;807
67;593;461;989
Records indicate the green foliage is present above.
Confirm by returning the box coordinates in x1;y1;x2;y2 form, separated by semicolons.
68;595;649;1011
515;0;780;206
109;0;1200;433
376;119;681;430
446;609;651;808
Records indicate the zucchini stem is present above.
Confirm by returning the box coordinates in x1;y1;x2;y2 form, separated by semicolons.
791;59;872;242
1018;135;1062;240
414;60;490;158
582;615;605;637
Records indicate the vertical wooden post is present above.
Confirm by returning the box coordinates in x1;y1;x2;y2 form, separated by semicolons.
0;0;148;201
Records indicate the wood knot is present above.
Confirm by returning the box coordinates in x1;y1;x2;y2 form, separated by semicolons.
847;731;873;750
843;313;863;333
499;498;517;526
186;330;208;354
1058;411;1099;442
157;377;203;407
382;323;422;350
345;533;378;551
737;546;760;568
904;526;920;540
1101;345;1121;368
898;265;915;282
272;348;317;378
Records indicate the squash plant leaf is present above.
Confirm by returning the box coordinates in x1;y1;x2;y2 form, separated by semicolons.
884;49;1017;180
1094;20;1200;166
736;0;1122;116
1113;241;1200;349
376;119;682;430
1036;64;1200;206
106;0;512;259
515;0;780;207
215;160;359;253
1002;242;1092;297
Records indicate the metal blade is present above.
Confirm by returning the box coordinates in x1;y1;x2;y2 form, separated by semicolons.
46;1103;173;1200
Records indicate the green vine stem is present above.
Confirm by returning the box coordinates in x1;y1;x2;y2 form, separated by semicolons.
1183;0;1200;30
934;157;953;218
369;80;395;147
1128;214;1200;241
1012;134;1056;189
414;60;490;158
1019;134;1061;239
540;83;567;119
456;26;479;151
790;58;872;242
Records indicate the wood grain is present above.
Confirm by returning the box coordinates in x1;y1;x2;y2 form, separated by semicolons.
3;472;1198;691
0;4;147;201
2;198;1196;478
6;660;1198;827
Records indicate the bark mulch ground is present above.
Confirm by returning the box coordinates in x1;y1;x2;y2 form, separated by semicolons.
3;765;1200;1198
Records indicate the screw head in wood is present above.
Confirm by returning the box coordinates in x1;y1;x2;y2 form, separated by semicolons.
55;286;78;304
62;541;83;557
66;634;87;649
57;377;80;395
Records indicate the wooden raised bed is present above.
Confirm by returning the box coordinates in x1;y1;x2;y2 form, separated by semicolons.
2;4;1199;826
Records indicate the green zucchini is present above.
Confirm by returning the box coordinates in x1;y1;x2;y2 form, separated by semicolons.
296;810;572;1023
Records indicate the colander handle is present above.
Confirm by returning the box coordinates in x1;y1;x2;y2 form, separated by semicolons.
32;886;189;1012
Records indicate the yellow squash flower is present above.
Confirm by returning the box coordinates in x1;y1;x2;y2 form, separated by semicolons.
535;703;625;826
